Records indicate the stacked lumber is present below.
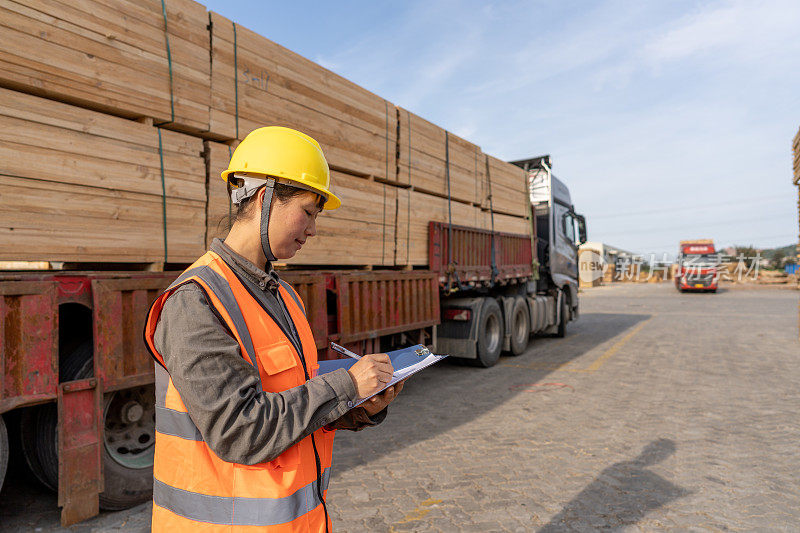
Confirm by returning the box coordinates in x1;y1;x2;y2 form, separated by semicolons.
206;142;396;266
483;154;528;217
0;0;535;269
793;127;800;186
480;211;531;236
397;107;483;202
0;88;206;262
0;0;211;134
209;12;397;181
395;190;486;266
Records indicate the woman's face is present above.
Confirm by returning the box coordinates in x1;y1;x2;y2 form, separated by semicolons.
266;190;323;259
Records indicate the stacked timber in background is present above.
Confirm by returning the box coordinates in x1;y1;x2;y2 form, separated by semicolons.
394;107;529;266
397;107;482;200
208;12;397;181
0;88;205;262
0;0;532;268
0;0;211;134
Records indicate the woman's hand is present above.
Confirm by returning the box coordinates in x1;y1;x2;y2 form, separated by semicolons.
362;379;405;416
346;353;394;399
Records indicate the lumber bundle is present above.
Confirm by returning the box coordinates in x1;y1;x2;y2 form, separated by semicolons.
480;211;531;236
0;0;534;269
0;88;206;262
397;107;483;203
483;154;528;217
395;190;486;266
0;0;211;134
209;12;397;181
206;142;396;266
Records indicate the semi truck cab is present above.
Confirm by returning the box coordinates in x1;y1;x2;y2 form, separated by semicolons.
436;155;587;367
675;240;719;292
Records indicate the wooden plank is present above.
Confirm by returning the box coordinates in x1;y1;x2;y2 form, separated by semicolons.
0;175;205;263
480;211;530;236
397;106;482;204
208;12;397;181
0;88;205;201
0;0;210;133
483;153;528;217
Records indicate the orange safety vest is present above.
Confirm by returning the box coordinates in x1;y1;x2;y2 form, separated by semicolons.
144;251;335;532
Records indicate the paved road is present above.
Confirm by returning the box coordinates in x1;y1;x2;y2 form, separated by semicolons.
2;283;798;531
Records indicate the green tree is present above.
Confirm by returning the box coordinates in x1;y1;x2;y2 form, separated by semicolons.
734;245;759;268
771;250;785;270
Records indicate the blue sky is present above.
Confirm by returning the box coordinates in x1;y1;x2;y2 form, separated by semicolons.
203;0;800;258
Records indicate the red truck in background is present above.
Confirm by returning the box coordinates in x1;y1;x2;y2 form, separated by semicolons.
674;239;719;292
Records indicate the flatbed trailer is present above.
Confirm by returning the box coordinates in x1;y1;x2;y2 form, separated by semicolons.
0;266;441;524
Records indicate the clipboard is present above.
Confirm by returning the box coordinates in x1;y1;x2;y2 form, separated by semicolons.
318;344;448;407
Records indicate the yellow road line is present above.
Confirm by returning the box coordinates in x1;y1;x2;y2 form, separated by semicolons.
502;317;652;374
390;498;443;531
579;317;652;373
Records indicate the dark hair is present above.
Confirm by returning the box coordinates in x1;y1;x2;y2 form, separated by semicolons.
224;183;325;230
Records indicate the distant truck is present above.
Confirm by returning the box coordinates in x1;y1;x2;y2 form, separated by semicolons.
674;239;719;292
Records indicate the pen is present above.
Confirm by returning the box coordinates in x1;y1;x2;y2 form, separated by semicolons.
330;342;361;360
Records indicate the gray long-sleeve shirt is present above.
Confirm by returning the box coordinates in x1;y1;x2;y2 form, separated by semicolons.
153;238;385;465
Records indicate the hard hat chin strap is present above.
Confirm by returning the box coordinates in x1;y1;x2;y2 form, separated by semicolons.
259;178;277;263
229;174;277;264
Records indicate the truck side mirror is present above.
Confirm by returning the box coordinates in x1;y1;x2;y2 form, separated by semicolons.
576;214;587;245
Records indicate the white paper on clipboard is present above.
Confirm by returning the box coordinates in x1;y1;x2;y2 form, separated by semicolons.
318;344;448;406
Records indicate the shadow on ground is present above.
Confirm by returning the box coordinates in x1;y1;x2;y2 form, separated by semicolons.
333;312;651;473
537;438;691;531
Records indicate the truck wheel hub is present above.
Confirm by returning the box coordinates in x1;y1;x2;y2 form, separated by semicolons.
104;385;156;469
121;402;144;423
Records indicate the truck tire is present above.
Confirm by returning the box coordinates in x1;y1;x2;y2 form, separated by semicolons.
475;298;504;367
556;292;569;338
0;414;8;493
19;340;154;510
509;297;530;356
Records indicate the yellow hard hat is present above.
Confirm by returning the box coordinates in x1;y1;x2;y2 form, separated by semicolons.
221;126;341;210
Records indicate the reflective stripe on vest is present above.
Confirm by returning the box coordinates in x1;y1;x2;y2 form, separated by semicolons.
144;251;334;532
279;279;305;316
154;365;202;441
153;468;331;527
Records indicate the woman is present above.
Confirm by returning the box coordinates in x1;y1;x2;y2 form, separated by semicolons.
144;127;403;532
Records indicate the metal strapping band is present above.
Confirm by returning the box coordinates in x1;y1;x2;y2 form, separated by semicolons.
233;22;239;139
158;129;168;263
278;280;305;316
445;130;453;291
153;468;331;526
158;0;175;124
485;155;498;283
194;267;258;367
406;109;411;263
382;100;388;264
156;406;203;441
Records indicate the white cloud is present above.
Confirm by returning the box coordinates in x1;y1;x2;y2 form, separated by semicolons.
643;0;800;66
